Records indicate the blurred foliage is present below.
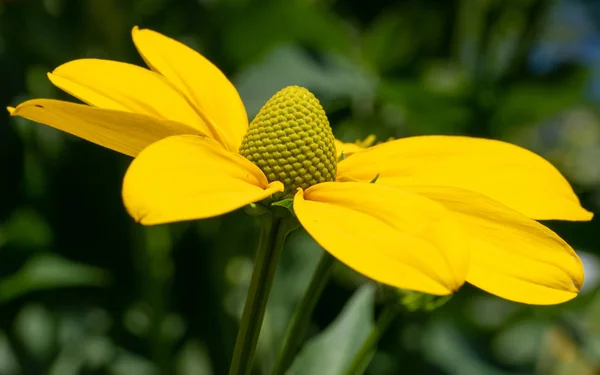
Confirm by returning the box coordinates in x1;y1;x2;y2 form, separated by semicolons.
2;0;600;374
288;284;376;375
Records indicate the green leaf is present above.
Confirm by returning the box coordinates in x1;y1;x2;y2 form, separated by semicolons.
0;254;110;303
287;284;376;375
379;79;472;135
361;13;412;73
222;2;353;67
4;209;53;249
423;320;524;375
490;72;589;134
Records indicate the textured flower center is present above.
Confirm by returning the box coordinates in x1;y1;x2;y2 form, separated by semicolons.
239;86;337;197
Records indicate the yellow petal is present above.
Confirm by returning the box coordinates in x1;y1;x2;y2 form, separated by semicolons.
132;27;248;151
123;135;283;225
404;186;584;305
293;182;468;295
48;59;211;135
7;106;15;114
338;136;592;221
10;99;201;156
334;139;365;159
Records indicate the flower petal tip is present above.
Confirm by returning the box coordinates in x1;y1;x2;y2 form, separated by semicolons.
6;106;16;115
47;71;67;85
46;72;62;87
552;207;594;222
542;290;579;305
580;209;594;221
268;181;285;193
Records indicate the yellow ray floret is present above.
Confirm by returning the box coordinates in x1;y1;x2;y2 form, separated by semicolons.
123;135;283;224
132;26;248;151
338;136;593;221
10;99;201;156
294;182;467;295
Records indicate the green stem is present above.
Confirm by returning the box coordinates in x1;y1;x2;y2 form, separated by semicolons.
228;213;295;375
343;304;402;375
271;251;336;375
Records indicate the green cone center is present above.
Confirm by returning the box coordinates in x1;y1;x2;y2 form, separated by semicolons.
239;86;337;197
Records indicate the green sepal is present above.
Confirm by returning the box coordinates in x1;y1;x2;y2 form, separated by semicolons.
396;289;452;312
271;198;295;216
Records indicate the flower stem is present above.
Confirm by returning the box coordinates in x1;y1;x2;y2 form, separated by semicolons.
343;303;402;375
228;212;295;375
271;251;336;375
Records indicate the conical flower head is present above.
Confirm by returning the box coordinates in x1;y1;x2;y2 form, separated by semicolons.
240;86;337;196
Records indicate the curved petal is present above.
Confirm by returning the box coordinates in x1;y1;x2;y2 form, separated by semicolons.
338;136;592;221
294;182;468;295
48;59;211;135
123;135;283;225
10;99;201;156
132;27;248;151
403;186;584;305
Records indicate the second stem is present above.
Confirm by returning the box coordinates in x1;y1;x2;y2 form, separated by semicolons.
271;251;335;375
228;212;295;375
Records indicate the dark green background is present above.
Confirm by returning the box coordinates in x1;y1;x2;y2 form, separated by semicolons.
1;0;600;374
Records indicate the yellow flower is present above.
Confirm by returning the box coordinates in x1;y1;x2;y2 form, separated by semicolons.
8;27;592;305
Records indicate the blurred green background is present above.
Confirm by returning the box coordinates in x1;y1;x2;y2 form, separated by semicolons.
2;0;600;374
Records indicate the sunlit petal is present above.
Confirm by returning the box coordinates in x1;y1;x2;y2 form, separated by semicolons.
338;136;592;221
123;135;283;225
403;186;584;305
294;182;468;295
132;27;248;151
10;99;200;156
48;59;211;135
